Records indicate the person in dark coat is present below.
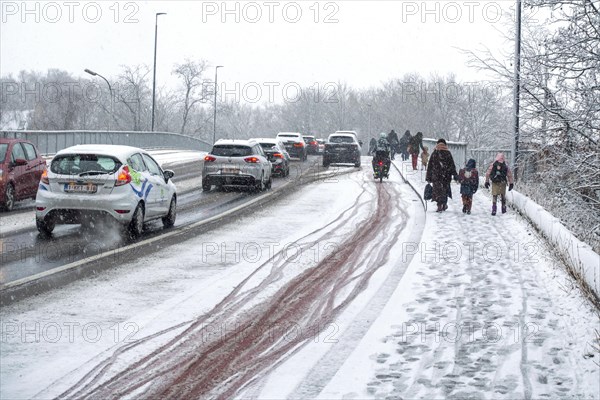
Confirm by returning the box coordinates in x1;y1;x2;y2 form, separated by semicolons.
368;138;377;156
399;130;412;161
387;130;399;160
426;138;458;212
458;158;479;214
408;131;425;170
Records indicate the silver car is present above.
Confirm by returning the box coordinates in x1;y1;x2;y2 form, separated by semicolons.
36;145;177;238
202;139;272;192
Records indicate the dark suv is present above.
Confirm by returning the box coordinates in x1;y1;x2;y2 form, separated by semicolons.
323;134;362;168
0;138;46;211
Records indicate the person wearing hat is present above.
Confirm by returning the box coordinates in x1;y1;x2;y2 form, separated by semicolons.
387;129;399;160
372;132;392;177
426;138;458;212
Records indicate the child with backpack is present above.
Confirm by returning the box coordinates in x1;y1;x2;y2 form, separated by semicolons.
458;159;479;214
484;153;514;216
421;146;429;171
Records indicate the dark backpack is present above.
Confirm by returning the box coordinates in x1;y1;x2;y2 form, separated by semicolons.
490;161;508;183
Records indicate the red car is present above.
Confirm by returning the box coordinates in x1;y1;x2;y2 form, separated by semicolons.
302;135;319;155
0;138;46;211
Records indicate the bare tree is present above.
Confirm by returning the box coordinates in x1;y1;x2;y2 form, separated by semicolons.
173;59;209;134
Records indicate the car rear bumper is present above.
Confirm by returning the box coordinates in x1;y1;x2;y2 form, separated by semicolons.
324;152;361;163
35;186;134;223
284;148;305;158
203;173;259;187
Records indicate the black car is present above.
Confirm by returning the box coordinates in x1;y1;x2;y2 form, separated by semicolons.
323;134;362;168
255;138;291;177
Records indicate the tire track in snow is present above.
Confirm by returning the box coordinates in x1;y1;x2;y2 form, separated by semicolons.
49;168;414;399
283;168;422;399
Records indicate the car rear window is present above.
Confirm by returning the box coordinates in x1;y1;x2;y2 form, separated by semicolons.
211;145;253;157
278;134;298;138
51;154;122;175
259;143;277;150
329;136;354;144
0;144;7;163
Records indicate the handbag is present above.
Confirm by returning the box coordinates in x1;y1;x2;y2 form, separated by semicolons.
424;183;433;201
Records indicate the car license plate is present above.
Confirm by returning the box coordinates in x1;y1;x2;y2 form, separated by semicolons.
64;183;97;193
222;168;239;174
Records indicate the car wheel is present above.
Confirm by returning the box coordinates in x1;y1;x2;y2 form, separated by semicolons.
255;173;266;192
162;196;177;228
2;183;15;211
36;216;55;236
266;175;272;190
323;160;330;168
355;161;361;168
202;180;211;192
128;203;144;238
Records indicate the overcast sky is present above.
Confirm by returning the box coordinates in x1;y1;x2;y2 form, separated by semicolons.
1;1;521;102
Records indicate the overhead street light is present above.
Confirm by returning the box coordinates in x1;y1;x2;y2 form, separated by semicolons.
512;0;522;182
151;12;167;132
85;68;113;131
213;65;224;145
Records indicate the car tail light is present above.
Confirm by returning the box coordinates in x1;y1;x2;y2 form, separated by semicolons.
310;141;317;145
378;161;383;166
273;153;284;159
36;206;46;211
204;155;217;162
115;165;132;186
244;156;260;163
293;142;304;148
115;209;131;214
41;168;49;184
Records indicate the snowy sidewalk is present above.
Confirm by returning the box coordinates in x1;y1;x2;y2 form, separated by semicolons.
316;161;599;399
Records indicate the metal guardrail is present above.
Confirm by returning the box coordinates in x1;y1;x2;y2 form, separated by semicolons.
1;130;213;155
469;148;512;173
423;138;468;170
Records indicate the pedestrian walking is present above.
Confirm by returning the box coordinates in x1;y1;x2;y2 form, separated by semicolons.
426;138;458;212
458;159;479;214
484;153;514;215
368;138;377;156
387;130;399;160
408;131;425;170
421;146;429;171
399;130;411;161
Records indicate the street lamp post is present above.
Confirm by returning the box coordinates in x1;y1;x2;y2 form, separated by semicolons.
512;0;522;182
213;65;224;145
85;68;113;131
151;12;166;132
367;103;372;138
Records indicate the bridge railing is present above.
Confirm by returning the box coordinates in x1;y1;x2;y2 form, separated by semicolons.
0;130;213;155
423;138;468;170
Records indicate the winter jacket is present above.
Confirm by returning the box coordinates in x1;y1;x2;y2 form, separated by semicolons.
426;143;457;203
408;132;425;155
387;130;399;146
458;159;479;196
485;153;514;184
421;150;429;165
375;137;391;153
398;131;411;153
368;138;377;155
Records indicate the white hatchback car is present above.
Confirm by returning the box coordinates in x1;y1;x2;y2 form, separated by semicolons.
202;139;272;192
36;145;177;238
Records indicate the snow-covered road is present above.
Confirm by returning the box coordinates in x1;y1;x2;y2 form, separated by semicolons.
0;158;598;399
